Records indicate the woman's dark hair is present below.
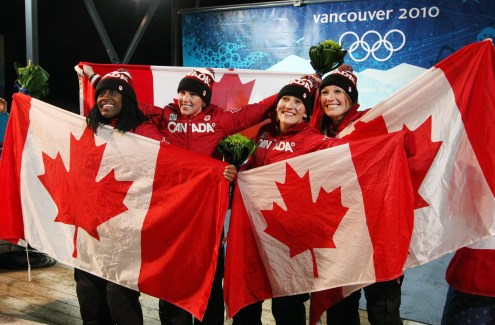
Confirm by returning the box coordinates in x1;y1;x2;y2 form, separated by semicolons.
86;94;149;134
320;114;338;138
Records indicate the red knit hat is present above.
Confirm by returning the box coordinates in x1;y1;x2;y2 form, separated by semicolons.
320;64;358;104
277;77;317;118
177;68;215;105
95;68;136;104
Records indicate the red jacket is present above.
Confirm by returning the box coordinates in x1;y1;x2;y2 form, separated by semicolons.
249;121;343;168
323;104;369;138
130;122;164;141
140;95;277;159
446;237;495;297
107;117;164;141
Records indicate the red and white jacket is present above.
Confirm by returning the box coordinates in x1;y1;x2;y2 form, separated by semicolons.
249;121;343;168
139;96;277;159
446;236;495;297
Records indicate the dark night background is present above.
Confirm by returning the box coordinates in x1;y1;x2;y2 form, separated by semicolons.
0;0;279;113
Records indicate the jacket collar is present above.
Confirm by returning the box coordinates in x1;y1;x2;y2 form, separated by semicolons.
278;121;309;137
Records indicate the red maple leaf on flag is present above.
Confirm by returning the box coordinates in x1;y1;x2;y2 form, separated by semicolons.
402;116;442;209
261;163;348;277
211;73;268;139
37;127;133;258
350;115;442;209
211;73;255;110
343;115;389;141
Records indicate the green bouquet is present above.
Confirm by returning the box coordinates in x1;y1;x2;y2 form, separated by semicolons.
309;40;348;77
217;133;257;167
14;60;50;98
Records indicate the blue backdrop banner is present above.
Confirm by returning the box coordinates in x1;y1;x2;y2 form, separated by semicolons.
182;0;494;71
182;0;494;108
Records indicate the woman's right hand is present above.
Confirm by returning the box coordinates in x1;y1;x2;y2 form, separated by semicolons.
300;74;322;93
223;165;238;182
82;65;95;79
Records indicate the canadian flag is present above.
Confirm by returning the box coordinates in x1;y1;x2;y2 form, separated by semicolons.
0;93;230;320
224;131;415;317
224;39;495;323
76;64;303;139
77;63;302;111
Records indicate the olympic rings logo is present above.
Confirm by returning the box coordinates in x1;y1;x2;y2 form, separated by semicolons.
339;30;406;62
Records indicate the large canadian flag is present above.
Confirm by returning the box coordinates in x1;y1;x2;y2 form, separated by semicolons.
224;39;495;323
77;64;303;114
0;93;230;320
76;63;303;138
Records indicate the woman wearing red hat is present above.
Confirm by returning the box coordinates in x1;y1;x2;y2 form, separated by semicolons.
153;67;277;325
318;64;404;325
233;76;344;325
318;64;363;139
86;68;163;141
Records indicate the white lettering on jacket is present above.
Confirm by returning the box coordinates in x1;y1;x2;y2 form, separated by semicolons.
258;139;273;149
258;138;295;152
273;141;294;152
167;122;215;133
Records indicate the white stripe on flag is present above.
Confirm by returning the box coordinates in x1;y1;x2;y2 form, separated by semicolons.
339;67;495;267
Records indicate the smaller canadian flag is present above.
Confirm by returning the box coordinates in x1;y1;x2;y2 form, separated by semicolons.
225;131;414;317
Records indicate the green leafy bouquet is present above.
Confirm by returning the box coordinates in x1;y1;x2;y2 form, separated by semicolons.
217;133;257;167
14;60;50;98
218;133;257;209
309;40;348;77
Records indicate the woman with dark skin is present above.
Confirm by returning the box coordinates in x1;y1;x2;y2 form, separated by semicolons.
76;68;162;325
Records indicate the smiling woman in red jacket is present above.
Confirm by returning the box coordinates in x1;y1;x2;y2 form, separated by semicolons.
234;76;343;325
318;64;404;325
78;68;164;325
248;76;343;169
86;68;163;141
